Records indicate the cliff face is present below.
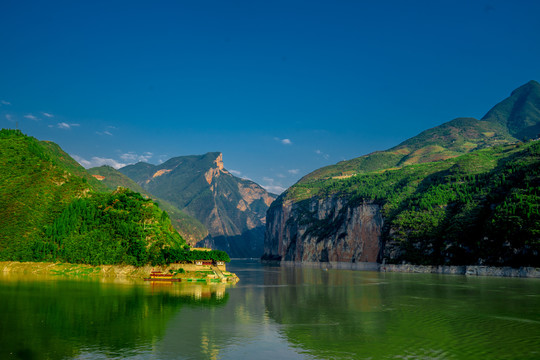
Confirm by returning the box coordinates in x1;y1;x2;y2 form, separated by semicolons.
264;196;383;262
263;81;540;267
120;152;276;258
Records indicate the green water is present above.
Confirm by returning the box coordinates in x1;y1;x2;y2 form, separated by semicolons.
1;261;539;359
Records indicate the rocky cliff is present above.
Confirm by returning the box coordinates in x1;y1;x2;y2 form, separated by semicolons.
120;152;276;258
264;196;383;262
263;81;540;267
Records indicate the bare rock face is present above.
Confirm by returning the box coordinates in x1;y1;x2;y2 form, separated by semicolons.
120;152;277;258
264;195;384;262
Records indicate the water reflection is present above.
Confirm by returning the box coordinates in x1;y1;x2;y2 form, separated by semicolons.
0;273;229;360
1;263;540;359
262;265;540;359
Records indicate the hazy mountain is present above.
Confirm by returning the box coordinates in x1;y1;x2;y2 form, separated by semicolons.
87;165;208;244
120;152;277;258
265;80;540;267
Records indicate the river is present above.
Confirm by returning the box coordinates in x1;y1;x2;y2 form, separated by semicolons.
1;260;539;359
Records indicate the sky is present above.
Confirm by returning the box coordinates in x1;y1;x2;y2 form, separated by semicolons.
1;0;540;194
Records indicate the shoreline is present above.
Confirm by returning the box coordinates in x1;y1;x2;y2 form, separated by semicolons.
264;260;540;278
0;261;239;283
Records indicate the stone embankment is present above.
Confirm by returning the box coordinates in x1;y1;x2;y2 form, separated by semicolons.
264;260;540;278
0;261;239;282
381;264;540;278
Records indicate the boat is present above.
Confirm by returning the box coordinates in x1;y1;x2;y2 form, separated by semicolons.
144;271;181;282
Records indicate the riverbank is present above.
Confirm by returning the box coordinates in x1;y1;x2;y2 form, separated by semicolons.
0;261;239;283
265;260;540;278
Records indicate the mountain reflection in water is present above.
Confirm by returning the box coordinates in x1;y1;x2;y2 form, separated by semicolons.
0;274;229;360
1;261;540;359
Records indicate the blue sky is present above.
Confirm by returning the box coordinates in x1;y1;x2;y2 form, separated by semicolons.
1;0;540;193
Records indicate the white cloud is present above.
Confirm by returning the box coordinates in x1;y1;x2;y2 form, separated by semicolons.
5;114;13;121
229;169;242;176
262;184;286;194
24;114;39;120
57;122;80;129
315;149;330;160
72;155;127;169
261;176;286;194
157;154;169;164
274;137;293;145
96;130;113;136
281;138;292;145
1;100;11;106
288;169;300;175
120;151;153;163
41;112;54;118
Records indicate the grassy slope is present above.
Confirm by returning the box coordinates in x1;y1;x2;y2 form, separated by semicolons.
299;81;540;183
87;165;208;244
301;117;513;182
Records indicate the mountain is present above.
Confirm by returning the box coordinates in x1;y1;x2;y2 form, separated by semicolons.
119;152;277;258
302;80;540;183
264;80;540;267
481;80;540;140
87;165;208;244
0;129;190;265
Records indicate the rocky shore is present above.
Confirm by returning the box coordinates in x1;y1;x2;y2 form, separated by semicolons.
381;263;540;278
264;260;540;278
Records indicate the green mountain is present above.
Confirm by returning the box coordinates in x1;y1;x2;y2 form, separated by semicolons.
120;152;276;258
87;165;208;244
302;80;540;183
0;129;202;265
481;80;540;140
264;81;540;267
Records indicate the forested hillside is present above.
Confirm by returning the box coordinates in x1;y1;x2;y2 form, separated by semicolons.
88;165;208;245
276;140;540;266
265;80;540;267
0;129;228;265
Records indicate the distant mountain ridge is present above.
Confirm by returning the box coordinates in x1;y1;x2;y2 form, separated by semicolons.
119;152;276;258
301;80;540;184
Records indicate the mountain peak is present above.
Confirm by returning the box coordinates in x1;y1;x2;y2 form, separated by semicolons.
510;80;540;96
481;80;540;140
213;153;224;170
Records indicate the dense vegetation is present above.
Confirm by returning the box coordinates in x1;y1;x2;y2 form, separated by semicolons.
0;129;230;265
284;140;540;266
271;80;540;267
87;165;208;244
